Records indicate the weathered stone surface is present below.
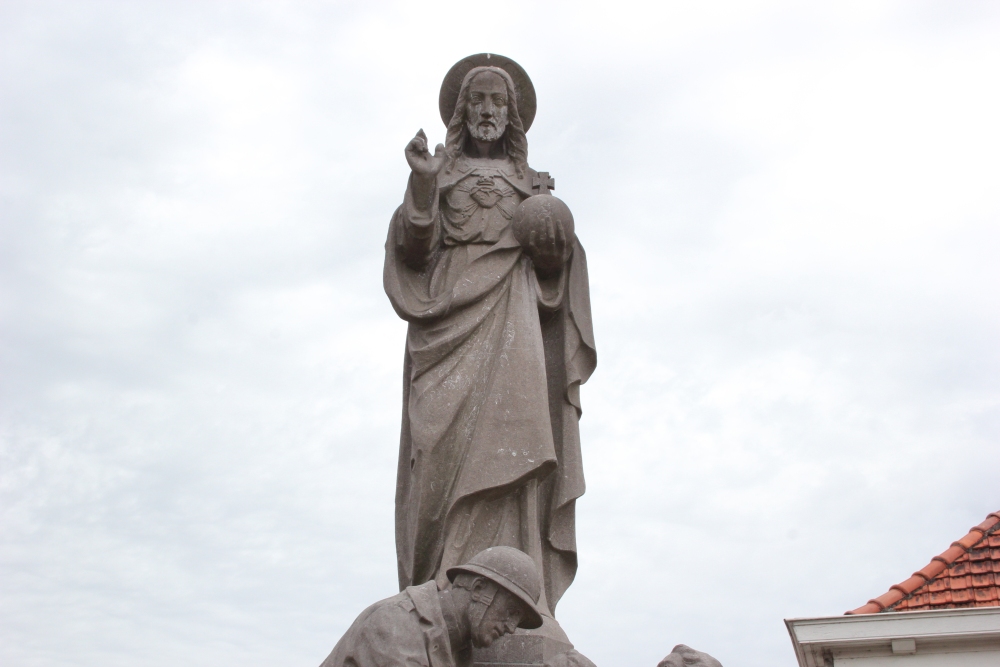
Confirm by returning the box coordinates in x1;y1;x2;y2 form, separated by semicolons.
319;53;599;667
320;548;545;667
658;644;723;667
511;195;575;276
387;53;596;631
473;634;572;666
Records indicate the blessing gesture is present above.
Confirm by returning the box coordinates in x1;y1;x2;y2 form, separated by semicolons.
405;129;446;178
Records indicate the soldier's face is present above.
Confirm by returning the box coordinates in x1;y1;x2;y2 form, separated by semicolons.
471;587;525;648
465;71;509;143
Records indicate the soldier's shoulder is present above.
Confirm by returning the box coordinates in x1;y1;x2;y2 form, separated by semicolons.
328;592;429;667
354;593;423;643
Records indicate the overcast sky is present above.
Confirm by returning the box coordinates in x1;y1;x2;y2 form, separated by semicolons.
2;1;999;666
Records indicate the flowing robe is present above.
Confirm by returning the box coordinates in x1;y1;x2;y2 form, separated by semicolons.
384;155;596;616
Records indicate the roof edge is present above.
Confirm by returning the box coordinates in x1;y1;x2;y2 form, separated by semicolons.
846;511;1000;615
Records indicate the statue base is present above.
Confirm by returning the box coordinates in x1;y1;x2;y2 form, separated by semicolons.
473;615;573;666
473;635;573;666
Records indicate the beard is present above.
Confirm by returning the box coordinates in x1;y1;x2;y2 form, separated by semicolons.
467;114;507;143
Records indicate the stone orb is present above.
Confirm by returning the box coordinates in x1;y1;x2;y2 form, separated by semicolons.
511;195;575;274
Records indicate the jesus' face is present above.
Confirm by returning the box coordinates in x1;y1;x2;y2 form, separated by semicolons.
465;71;509;144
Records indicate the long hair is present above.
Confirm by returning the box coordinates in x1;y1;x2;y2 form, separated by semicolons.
444;66;528;178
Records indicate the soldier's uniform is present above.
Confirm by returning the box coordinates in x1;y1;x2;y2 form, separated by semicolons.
319;581;464;667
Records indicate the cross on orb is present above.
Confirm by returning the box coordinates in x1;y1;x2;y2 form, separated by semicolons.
532;172;555;195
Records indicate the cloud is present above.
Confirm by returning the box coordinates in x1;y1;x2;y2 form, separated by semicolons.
2;1;998;666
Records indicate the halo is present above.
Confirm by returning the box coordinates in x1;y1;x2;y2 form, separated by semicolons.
439;53;537;132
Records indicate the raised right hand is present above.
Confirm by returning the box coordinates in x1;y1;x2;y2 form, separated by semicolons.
405;129;446;178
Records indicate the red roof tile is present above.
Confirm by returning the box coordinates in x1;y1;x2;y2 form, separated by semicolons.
846;511;1000;615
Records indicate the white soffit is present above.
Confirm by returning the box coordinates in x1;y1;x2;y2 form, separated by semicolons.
785;607;1000;667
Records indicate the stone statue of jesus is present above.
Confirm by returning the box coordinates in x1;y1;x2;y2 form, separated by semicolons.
384;54;596;632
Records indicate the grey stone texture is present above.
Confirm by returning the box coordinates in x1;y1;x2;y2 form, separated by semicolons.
474;635;575;667
317;51;725;667
319;548;546;667
658;645;724;667
386;53;596;628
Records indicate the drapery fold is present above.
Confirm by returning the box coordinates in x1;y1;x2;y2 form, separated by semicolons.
385;161;595;613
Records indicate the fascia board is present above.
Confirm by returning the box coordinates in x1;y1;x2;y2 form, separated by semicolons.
789;608;1000;643
785;608;1000;666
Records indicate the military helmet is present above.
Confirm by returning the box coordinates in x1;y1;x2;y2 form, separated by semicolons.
446;546;544;629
